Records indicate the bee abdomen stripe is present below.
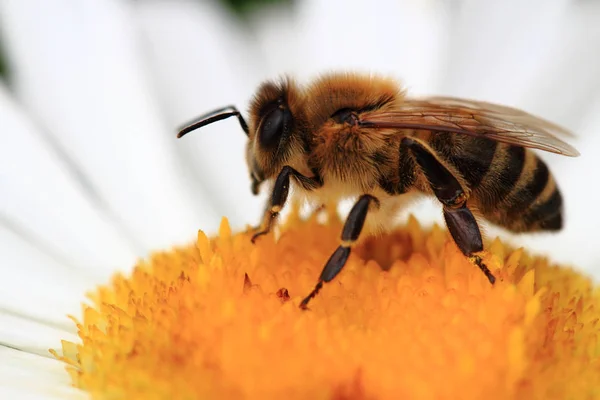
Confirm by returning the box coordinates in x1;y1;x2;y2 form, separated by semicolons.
453;138;497;190
524;187;563;225
493;146;526;203
538;212;563;231
428;134;496;191
506;157;549;216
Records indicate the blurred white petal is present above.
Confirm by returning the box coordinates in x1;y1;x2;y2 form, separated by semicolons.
0;347;83;400
136;0;267;228
0;311;78;358
288;0;445;94
0;225;91;325
520;1;600;129
0;82;137;274
0;0;219;251
439;0;571;103
244;3;298;78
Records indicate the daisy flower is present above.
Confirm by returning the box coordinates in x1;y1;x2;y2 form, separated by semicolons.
1;0;600;398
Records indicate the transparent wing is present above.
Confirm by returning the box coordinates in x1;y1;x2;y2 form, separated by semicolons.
359;97;580;157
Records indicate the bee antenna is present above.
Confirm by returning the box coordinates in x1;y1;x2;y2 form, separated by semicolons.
176;105;249;138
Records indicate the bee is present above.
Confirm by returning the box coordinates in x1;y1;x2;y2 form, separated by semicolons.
177;73;579;309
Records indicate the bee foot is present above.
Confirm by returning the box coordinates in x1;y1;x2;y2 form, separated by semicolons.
250;230;268;244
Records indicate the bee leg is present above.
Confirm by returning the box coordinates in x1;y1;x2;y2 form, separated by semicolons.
247;202;271;234
251;166;322;243
443;205;496;284
300;194;379;309
403;137;496;285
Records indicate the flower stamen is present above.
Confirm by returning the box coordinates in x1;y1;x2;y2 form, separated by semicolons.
50;211;600;399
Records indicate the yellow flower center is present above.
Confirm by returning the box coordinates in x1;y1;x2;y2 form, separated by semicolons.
51;210;600;399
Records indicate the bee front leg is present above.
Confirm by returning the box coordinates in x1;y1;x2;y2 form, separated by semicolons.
300;194;380;309
251;166;322;243
402;137;496;285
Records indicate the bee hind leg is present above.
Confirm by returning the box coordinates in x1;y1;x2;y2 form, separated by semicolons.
300;194;380;309
443;205;496;284
402;137;496;285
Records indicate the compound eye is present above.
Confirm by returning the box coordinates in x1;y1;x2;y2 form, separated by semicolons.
259;106;292;149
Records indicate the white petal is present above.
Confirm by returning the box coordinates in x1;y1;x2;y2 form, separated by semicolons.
519;2;600;129
0;225;92;325
287;0;445;94
243;4;301;78
0;0;219;252
438;0;570;103
0;313;78;358
135;0;266;228
0;82;137;274
0;347;84;400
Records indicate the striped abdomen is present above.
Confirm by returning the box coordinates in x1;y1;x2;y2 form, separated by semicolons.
426;132;563;233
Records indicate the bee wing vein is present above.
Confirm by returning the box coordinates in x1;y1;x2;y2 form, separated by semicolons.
360;97;580;157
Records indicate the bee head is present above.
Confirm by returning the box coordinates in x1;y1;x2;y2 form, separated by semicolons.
176;77;309;196
246;77;309;194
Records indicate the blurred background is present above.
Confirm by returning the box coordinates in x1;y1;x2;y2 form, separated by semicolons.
2;0;600;328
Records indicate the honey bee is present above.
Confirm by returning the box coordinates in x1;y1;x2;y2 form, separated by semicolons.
177;73;579;309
